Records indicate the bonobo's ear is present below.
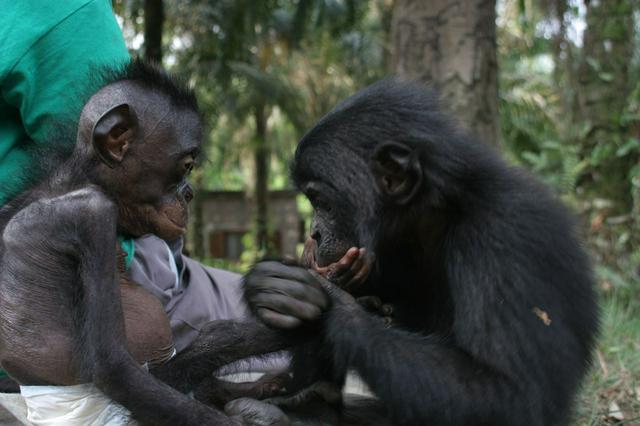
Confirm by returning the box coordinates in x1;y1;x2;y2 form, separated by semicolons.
92;103;137;168
370;142;423;205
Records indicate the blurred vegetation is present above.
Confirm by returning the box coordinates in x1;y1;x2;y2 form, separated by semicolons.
113;0;639;422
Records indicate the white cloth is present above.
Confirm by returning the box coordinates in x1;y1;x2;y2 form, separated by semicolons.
19;384;133;426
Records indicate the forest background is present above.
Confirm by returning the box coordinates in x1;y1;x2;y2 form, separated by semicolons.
112;0;640;423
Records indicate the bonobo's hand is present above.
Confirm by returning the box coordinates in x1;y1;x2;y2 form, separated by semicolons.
301;238;372;291
245;261;329;329
308;270;358;308
225;398;291;426
357;296;395;327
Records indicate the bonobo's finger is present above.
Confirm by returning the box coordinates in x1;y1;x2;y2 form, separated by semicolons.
326;250;359;284
318;247;358;277
382;316;393;327
309;271;356;306
245;276;329;309
225;397;291;426
249;261;323;290
381;304;394;316
357;296;382;311
301;238;317;269
347;260;371;290
256;308;303;330
343;248;372;291
334;249;367;286
320;247;363;288
251;292;323;322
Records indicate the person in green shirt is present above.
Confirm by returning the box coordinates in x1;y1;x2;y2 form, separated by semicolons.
0;0;130;203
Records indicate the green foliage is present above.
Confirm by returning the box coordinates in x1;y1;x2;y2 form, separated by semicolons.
499;4;640;419
572;289;640;424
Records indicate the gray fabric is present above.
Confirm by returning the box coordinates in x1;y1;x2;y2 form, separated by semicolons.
128;235;249;353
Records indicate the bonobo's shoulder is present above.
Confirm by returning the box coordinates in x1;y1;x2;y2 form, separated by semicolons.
41;185;114;211
8;185;115;226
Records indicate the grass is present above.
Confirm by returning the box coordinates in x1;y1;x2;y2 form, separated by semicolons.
572;290;640;425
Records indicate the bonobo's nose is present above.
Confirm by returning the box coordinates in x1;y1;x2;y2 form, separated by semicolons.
311;219;321;244
178;182;193;203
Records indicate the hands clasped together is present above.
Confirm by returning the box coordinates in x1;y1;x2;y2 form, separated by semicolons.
245;239;393;330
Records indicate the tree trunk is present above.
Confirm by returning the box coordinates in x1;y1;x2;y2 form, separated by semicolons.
144;0;164;63
577;0;635;211
254;103;271;255
391;0;499;145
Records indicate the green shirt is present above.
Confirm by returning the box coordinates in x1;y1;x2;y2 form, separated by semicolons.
0;0;130;204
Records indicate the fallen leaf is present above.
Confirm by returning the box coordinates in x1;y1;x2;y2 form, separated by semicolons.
608;401;624;421
532;307;552;326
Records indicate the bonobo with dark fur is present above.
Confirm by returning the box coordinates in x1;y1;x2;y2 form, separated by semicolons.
245;79;599;425
0;60;293;426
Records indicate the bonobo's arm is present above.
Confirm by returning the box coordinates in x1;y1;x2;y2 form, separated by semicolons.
245;262;517;426
151;320;297;393
71;190;244;426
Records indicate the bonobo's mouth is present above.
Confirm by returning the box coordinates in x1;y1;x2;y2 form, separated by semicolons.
301;238;348;268
152;201;188;241
317;243;353;268
166;215;187;233
315;252;343;268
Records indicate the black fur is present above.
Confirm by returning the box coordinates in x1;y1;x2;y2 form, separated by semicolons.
96;58;198;110
290;79;599;425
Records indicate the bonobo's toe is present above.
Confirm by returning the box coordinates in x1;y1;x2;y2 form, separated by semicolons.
224;398;291;426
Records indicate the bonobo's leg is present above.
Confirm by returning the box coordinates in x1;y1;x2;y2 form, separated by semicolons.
0;376;19;393
194;372;292;407
71;190;250;426
151;320;297;393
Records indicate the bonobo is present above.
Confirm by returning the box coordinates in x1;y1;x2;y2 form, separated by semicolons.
0;60;290;426
245;80;599;426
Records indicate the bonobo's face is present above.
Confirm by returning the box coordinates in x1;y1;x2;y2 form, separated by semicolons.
302;181;356;267
294;137;423;270
293;143;375;268
81;80;203;242
116;108;201;241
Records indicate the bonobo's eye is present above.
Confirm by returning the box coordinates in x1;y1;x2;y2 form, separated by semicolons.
311;194;332;214
180;155;195;177
304;182;333;214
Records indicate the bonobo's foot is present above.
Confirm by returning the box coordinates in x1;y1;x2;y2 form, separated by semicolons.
356;296;394;327
225;398;291;426
264;380;342;409
195;372;293;407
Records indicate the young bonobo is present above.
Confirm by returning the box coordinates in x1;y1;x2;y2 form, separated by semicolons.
245;80;599;425
0;60;290;426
